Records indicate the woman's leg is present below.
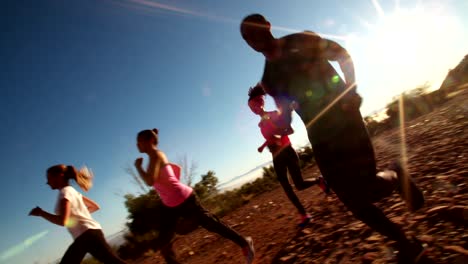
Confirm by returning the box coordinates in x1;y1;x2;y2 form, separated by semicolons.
273;153;307;215
160;241;180;264
60;230;97;264
283;145;317;190
86;229;127;264
154;207;180;264
182;194;248;247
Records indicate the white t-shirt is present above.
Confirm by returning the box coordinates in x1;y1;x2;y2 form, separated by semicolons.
55;186;102;239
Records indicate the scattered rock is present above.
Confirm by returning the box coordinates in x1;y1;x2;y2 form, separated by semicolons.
140;91;468;264
362;252;379;263
444;245;468;255
419;235;435;243
279;253;297;262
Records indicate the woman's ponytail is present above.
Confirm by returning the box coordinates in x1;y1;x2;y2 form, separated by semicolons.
75;166;94;192
47;164;93;191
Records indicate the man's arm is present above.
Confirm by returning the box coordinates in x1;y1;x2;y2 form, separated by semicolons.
320;38;356;89
320;38;362;109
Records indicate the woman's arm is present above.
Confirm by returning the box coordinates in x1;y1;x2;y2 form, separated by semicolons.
135;150;168;186
258;141;268;153
272;98;295;135
82;195;100;213
29;198;71;226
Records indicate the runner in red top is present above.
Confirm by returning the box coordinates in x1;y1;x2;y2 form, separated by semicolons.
248;84;329;227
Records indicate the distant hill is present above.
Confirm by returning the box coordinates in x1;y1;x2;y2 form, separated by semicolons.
439;54;468;92
217;161;273;192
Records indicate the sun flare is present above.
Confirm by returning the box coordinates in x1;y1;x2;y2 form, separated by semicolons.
346;1;465;114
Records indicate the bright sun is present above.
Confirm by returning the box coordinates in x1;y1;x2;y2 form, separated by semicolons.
268;1;465;116
345;1;465;114
364;7;442;69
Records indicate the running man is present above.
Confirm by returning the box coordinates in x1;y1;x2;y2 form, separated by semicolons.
240;14;425;263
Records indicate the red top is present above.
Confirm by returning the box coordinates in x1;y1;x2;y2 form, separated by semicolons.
259;111;291;152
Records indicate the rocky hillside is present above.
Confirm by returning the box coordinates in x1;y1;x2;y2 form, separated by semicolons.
136;89;467;264
271;89;467;264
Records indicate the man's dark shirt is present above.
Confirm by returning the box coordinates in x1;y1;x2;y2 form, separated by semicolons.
261;32;349;143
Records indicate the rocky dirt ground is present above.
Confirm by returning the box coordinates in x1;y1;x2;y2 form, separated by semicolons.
134;90;467;264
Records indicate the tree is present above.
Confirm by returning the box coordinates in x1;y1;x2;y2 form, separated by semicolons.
124;165;150;195
118;190;164;259
385;83;434;126
176;154;198;186
193;171;219;200
262;165;276;181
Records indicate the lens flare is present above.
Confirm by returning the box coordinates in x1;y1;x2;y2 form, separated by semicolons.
398;94;412;207
65;217;78;228
331;75;340;84
0;230;49;262
107;0;347;41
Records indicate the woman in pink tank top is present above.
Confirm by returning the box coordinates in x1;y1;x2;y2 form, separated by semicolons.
135;128;255;264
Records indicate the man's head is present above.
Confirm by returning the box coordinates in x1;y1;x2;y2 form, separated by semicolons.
240;14;274;53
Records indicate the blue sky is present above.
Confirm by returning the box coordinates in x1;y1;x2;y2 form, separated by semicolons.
1;0;467;263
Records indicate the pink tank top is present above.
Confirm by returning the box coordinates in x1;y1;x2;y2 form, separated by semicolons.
153;163;193;207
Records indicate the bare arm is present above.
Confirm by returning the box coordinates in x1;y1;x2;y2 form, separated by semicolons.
258;141;268;153
272;97;295;135
82;195;100;213
29;199;70;226
135;150;168;186
320;38;362;109
320;38;356;88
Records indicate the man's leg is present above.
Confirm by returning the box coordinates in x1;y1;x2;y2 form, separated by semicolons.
313;140;424;262
336;190;426;263
338;191;410;243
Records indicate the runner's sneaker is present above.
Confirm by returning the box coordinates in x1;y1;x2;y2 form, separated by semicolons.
397;238;427;264
242;236;255;264
389;161;425;212
298;213;312;228
318;175;331;194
